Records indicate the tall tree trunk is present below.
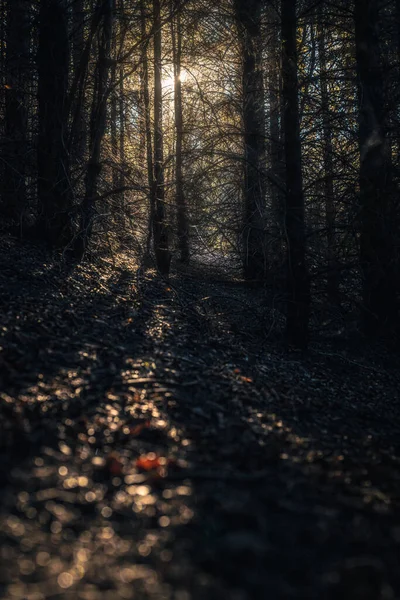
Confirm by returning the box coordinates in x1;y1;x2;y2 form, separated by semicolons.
281;0;310;348
140;0;155;258
268;5;285;273
110;15;119;194
67;0;106;180
317;6;339;303
119;62;126;210
171;1;189;263
153;0;171;275
355;0;397;334
118;0;126;217
37;0;73;246
1;0;30;223
109;0;125;232
71;0;86;165
110;0;125;229
74;0;113;259
234;0;267;282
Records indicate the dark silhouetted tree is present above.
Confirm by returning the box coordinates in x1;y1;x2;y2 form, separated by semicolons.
1;0;31;224
153;0;171;275
281;0;310;348
355;0;397;334
234;0;267;282
37;0;73;246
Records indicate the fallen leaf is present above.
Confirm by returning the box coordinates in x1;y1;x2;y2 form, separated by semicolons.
136;454;170;472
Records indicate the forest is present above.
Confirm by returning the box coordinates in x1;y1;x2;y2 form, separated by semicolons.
0;0;400;598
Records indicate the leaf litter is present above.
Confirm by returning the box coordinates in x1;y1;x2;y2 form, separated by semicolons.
0;237;400;599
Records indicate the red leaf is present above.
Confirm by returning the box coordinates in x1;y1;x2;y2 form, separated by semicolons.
136;454;168;472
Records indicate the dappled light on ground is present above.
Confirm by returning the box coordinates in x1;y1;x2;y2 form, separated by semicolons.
1;240;400;599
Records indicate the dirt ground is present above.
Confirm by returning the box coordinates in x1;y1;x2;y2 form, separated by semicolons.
1;237;399;600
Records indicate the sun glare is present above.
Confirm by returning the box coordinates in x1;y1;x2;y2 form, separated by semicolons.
163;69;188;91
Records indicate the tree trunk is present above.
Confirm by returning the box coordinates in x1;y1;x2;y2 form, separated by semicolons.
153;0;171;275
268;5;285;274
354;0;397;334
1;0;30;223
37;0;73;246
234;0;267;282
110;15;119;195
171;1;190;263
71;0;86;165
317;6;339;303
74;0;113;259
140;0;155;258
281;0;310;348
118;0;126;217
67;1;104;163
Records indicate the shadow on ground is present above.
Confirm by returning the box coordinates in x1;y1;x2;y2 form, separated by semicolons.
0;237;399;600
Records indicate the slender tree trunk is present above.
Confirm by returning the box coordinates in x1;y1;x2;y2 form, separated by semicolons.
110;24;119;194
1;0;30;223
37;0;73;246
67;1;105;165
234;0;267;282
140;0;155;258
119;65;126;200
268;6;285;272
281;0;310;348
153;0;171;275
110;0;125;229
318;6;339;303
171;1;190;263
355;0;397;334
118;0;126;215
74;0;113;259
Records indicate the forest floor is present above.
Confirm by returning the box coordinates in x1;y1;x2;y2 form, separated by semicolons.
1;236;400;600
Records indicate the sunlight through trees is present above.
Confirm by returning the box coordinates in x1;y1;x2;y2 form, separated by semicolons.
0;0;399;347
